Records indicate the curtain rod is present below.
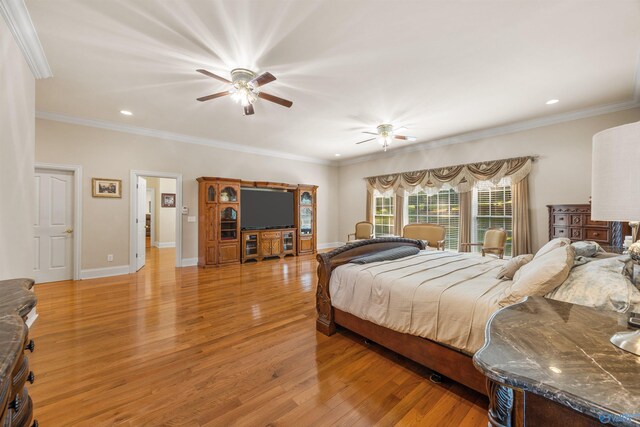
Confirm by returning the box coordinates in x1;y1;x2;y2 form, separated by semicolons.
363;155;538;181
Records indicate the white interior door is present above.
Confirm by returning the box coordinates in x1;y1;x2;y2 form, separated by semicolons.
136;176;147;271
34;169;73;283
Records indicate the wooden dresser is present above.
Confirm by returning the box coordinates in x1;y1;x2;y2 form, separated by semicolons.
0;278;38;427
547;204;628;247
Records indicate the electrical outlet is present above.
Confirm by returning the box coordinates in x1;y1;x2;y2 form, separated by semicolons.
107;254;114;262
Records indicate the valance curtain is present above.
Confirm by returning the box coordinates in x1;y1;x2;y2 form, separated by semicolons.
366;156;533;195
366;156;534;256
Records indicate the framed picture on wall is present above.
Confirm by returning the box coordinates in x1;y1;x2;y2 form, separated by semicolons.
92;178;122;198
161;193;176;207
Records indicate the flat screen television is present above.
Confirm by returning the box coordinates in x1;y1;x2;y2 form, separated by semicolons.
241;188;294;230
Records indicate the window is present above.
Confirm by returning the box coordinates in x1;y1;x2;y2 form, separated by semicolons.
407;189;460;251
373;192;395;236
473;185;512;256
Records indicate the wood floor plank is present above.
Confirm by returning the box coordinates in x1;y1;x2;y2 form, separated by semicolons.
28;247;488;426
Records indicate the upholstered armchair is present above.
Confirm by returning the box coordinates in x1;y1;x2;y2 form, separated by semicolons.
347;221;375;241
460;228;507;258
402;224;446;250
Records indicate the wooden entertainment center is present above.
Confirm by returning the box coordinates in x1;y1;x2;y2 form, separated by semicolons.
196;177;317;267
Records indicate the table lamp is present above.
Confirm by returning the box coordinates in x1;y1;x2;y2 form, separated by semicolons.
591;120;640;356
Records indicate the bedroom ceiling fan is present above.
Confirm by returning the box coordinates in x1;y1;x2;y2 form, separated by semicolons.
196;68;293;116
356;124;417;152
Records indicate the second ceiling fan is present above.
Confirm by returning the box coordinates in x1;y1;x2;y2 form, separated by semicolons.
356;124;417;151
196;68;293;116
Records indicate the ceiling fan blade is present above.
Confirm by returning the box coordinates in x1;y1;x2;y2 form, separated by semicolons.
197;91;231;102
258;92;293;108
250;72;276;88
243;104;255;116
394;135;417;141
356;137;376;145
197;90;231;102
362;131;378;135
196;69;231;84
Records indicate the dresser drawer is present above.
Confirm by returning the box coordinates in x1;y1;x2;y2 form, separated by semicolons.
553;227;568;238
585;228;609;242
261;231;281;239
585;217;608;227
569;214;584;226
552;214;569;226
9;387;31;427
569;228;583;240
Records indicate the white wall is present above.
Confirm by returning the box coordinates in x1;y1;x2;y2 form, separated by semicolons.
35;119;340;270
155;178;176;247
0;17;35;280
337;108;640;252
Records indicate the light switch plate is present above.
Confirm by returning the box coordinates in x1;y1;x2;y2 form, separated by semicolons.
187;216;196;223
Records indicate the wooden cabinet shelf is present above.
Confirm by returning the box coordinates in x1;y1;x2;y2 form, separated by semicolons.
198;177;317;267
197;178;241;267
241;228;296;262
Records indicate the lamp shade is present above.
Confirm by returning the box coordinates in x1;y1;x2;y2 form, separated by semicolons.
591;121;640;222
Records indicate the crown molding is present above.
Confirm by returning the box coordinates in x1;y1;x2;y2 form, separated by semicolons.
0;0;51;79
35;111;337;166
339;98;640;166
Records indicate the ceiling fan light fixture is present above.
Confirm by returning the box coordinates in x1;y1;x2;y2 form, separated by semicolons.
196;67;292;115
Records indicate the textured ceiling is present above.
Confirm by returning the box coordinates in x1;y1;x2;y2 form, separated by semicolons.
28;0;640;161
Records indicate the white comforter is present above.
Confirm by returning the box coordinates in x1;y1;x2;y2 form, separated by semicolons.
329;250;512;354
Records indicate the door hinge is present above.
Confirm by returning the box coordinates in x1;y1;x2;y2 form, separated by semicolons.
136;218;138;223
136;253;138;258
136;184;139;189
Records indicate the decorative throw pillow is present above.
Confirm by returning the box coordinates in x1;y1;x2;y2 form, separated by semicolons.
546;256;640;313
496;254;534;279
499;245;575;306
534;237;571;259
571;241;603;258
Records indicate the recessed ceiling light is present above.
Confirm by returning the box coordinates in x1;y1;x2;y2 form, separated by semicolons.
545;99;559;105
120;110;133;116
335;154;341;157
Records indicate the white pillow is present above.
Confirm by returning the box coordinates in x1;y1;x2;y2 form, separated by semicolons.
499;245;575;306
496;254;533;280
547;256;640;313
535;237;571;259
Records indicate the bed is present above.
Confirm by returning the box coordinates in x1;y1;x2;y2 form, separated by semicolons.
315;237;504;394
316;235;629;396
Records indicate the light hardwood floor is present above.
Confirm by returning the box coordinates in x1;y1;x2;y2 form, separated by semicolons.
29;247;488;426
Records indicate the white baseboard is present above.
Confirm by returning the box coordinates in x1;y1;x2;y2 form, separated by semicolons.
80;265;130;279
155;242;175;248
181;258;198;267
25;307;38;328
318;242;344;250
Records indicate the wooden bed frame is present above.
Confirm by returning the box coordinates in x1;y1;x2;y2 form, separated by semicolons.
315;237;488;395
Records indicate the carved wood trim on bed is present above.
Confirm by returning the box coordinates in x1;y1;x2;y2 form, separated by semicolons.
315;238;488;395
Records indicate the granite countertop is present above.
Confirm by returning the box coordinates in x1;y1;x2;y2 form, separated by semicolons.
473;297;640;427
0;278;36;391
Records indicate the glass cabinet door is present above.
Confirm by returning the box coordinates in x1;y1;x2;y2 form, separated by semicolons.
244;233;258;256
220;186;238;203
283;231;294;251
220;207;237;240
300;191;313;206
206;184;216;203
300;207;313;235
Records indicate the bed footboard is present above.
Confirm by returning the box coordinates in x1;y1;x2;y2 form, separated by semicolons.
315;238;425;335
